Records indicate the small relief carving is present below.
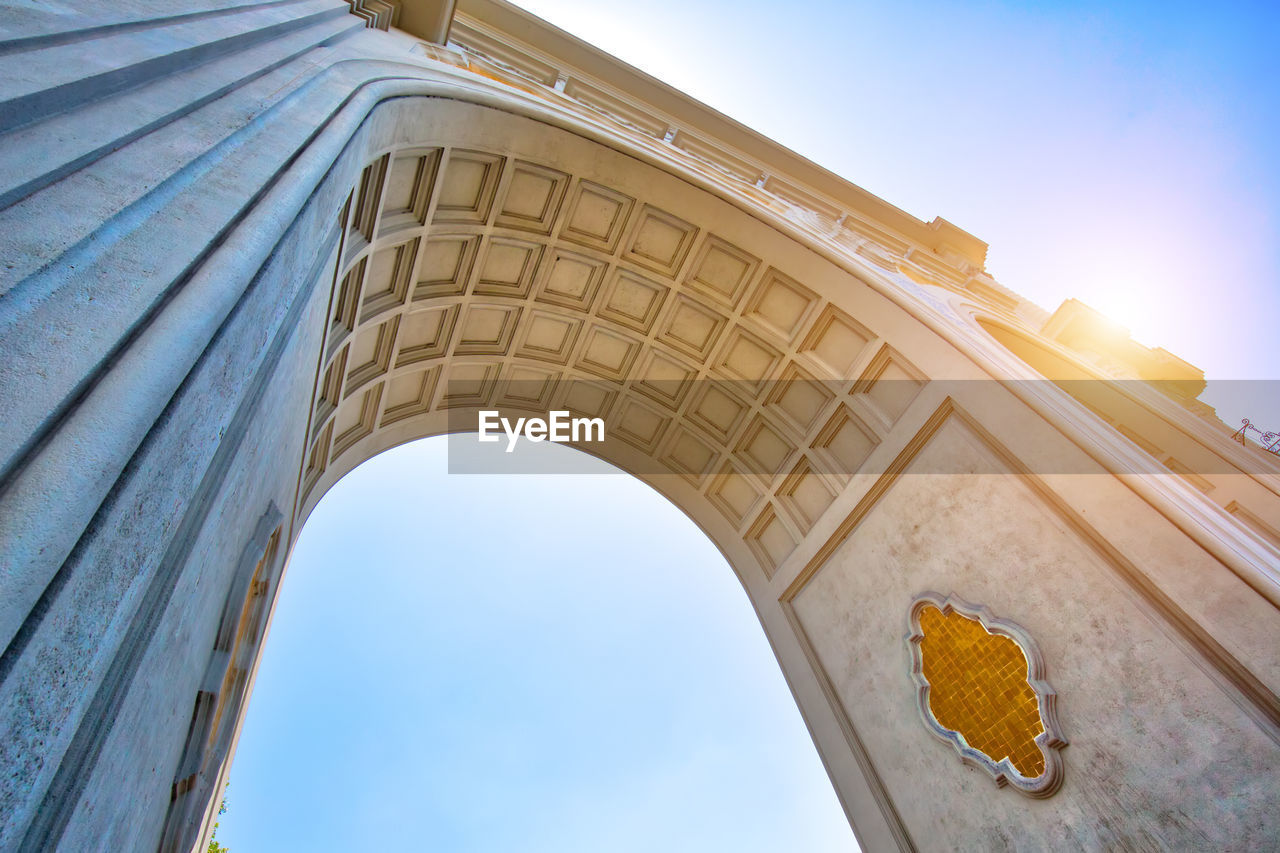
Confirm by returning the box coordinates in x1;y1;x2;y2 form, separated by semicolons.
905;592;1067;798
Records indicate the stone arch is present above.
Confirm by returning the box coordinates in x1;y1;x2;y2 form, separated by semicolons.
1;87;952;852
250;101;961;852
282;95;963;593
1;7;1278;852
142;91;948;853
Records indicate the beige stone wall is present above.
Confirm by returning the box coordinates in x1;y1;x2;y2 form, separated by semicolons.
790;415;1278;848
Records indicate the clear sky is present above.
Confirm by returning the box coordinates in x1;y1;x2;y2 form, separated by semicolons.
216;439;856;851
218;2;1278;849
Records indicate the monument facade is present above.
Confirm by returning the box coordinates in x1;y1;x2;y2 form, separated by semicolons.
0;1;1277;850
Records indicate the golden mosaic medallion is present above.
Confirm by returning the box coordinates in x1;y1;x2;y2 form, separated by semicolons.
906;592;1066;797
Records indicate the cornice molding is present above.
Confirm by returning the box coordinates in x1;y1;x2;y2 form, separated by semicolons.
449;0;989;270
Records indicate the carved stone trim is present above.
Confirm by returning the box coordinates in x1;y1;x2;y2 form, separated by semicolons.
905;591;1067;798
346;0;400;31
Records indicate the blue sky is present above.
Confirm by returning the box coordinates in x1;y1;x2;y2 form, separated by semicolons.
218;2;1278;849
217;439;855;851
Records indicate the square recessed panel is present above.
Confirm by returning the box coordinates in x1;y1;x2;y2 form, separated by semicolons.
656;294;728;361
413;235;479;300
474;237;543;298
765;363;835;436
329;258;364;354
533;250;607;311
345;315;399;396
302;421;332;498
434;149;504;224
396;304;458;367
381;365;441;425
734;415;797;481
439;362;501;409
659;425;719;485
853;345;926;427
685;383;750;446
495;161;569;234
380;148;441;232
799;305;874;379
558;380;618;421
558;180;634;253
812;404;879;479
633;349;698;411
745;503;797;578
685;235;759;308
613;397;670;454
742;268;818;343
336;192;352;246
622;204;697;277
349;154;388;244
776;456;837;534
576;324;642;381
333;384;383;460
455;304;521;355
361;238;418;322
513;309;582;365
314;344;348;433
714;327;784;393
499;364;561;410
706;462;764;529
597;269;668;334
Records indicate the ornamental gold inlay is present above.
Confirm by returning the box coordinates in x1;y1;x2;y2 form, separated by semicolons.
919;604;1045;778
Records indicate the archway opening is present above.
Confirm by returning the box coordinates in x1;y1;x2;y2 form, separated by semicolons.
217;436;858;851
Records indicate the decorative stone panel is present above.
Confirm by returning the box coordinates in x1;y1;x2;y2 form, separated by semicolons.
906;592;1067;798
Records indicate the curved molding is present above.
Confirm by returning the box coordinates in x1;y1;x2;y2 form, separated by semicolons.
905;591;1067;798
